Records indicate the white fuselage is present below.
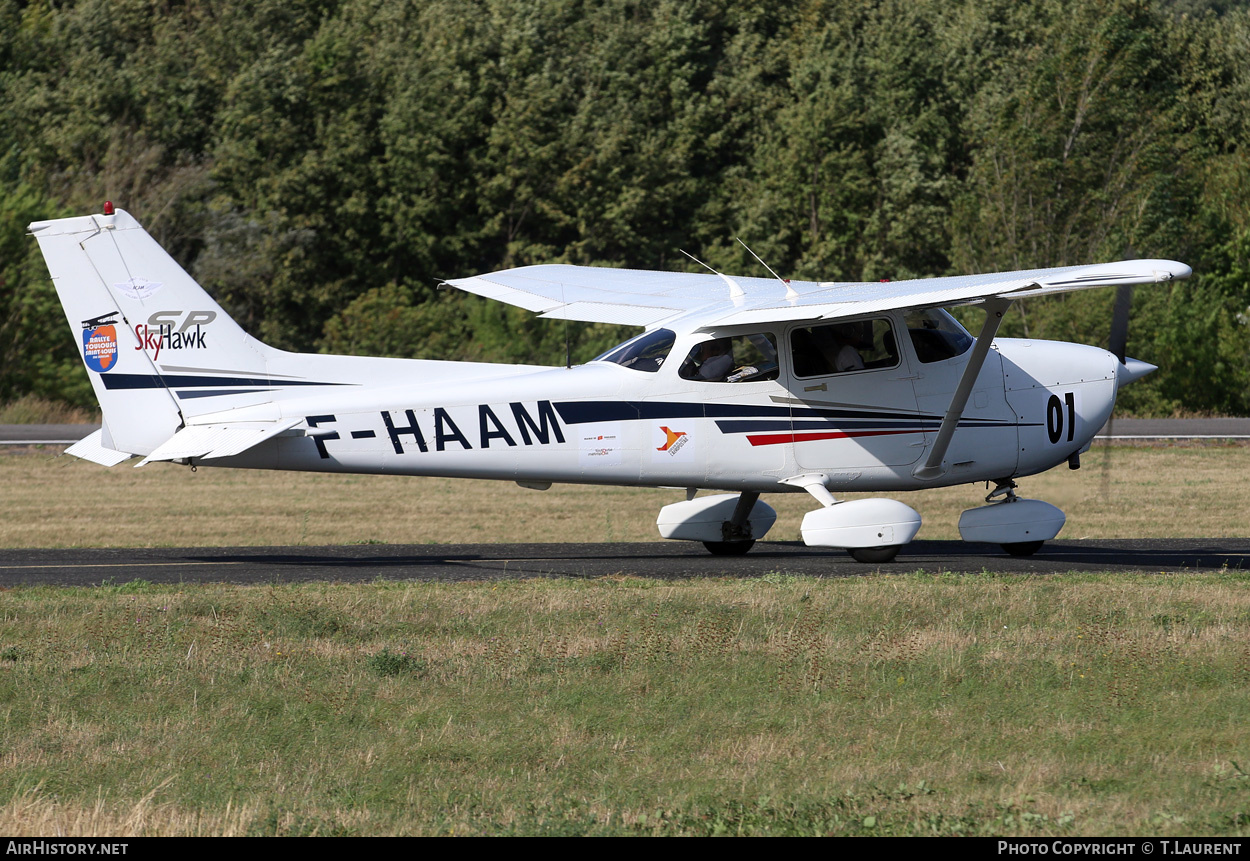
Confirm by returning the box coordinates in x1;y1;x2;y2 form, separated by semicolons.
31;208;1182;556
212;313;1120;496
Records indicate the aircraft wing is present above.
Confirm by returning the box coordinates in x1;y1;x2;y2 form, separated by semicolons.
444;264;767;326
444;259;1191;328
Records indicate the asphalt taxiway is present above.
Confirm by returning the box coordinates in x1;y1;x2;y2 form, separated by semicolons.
1;539;1247;587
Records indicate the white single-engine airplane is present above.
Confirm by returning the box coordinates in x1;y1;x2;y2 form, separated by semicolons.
32;206;1189;561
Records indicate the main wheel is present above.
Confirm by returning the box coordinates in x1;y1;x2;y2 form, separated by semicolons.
1002;540;1044;557
848;545;901;564
703;540;756;556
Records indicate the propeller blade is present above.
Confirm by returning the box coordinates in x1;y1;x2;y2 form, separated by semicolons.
1103;280;1135;495
1108;284;1133;363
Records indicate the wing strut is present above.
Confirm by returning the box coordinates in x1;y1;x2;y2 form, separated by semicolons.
913;298;1014;481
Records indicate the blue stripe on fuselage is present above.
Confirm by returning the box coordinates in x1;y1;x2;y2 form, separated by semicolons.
100;373;347;390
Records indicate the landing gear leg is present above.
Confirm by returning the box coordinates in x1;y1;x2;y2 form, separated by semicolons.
986;479;1018;503
702;491;759;556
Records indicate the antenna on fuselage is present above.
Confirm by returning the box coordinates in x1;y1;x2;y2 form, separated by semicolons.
679;248;745;299
736;237;799;301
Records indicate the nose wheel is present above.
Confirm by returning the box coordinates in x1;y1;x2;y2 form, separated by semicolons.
847;545;901;564
1001;540;1045;557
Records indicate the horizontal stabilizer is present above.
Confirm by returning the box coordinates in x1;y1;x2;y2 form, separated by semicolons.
63;429;133;467
135;419;301;467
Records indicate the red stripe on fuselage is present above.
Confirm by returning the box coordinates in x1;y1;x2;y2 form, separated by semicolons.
746;429;922;446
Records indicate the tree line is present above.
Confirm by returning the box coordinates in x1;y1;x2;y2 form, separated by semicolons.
2;0;1248;414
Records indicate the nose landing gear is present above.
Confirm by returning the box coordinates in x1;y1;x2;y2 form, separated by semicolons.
959;479;1066;557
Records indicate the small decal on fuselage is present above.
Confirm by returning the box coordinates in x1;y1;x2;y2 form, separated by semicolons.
579;424;622;467
653;424;695;463
656;426;687;452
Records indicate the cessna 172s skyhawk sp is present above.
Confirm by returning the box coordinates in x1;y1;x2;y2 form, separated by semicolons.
32;206;1188;562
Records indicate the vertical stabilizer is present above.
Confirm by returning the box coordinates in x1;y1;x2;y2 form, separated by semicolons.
29;208;272;455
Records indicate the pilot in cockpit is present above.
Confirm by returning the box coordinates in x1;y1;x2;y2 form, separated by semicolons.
681;338;735;382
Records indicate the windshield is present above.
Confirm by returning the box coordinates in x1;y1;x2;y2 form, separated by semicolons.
904;309;974;363
594;328;676;373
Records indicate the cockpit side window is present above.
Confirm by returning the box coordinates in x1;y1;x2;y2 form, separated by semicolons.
790;318;898;377
904;309;974;363
594;328;676;372
678;333;780;383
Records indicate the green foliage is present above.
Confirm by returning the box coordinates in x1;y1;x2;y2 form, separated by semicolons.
366;647;429;678
2;0;1249;413
321;281;631;365
952;0;1187;271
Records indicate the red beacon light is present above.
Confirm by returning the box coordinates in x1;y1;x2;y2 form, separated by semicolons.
102;201;114;216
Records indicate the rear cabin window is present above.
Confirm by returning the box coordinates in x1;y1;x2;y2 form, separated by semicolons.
677;333;779;383
790;318;898;377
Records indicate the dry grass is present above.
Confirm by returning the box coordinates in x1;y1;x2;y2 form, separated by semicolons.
0;395;99;425
0;784;259;837
0;442;1245;547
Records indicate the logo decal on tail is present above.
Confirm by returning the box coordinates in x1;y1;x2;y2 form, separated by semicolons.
81;313;119;373
114;278;163;300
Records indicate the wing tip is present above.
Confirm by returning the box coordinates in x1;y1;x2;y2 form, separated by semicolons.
1160;260;1192;281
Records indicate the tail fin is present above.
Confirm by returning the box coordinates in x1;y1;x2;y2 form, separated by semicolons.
29;208;272;456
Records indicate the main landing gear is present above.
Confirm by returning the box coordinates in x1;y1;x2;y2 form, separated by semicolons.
657;476;924;563
656;491;776;556
781;475;922;564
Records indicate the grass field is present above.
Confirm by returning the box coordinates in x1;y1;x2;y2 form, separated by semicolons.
1;442;1247;547
2;574;1249;836
1;444;1247;836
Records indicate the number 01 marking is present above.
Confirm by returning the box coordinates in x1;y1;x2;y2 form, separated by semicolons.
1046;392;1076;444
